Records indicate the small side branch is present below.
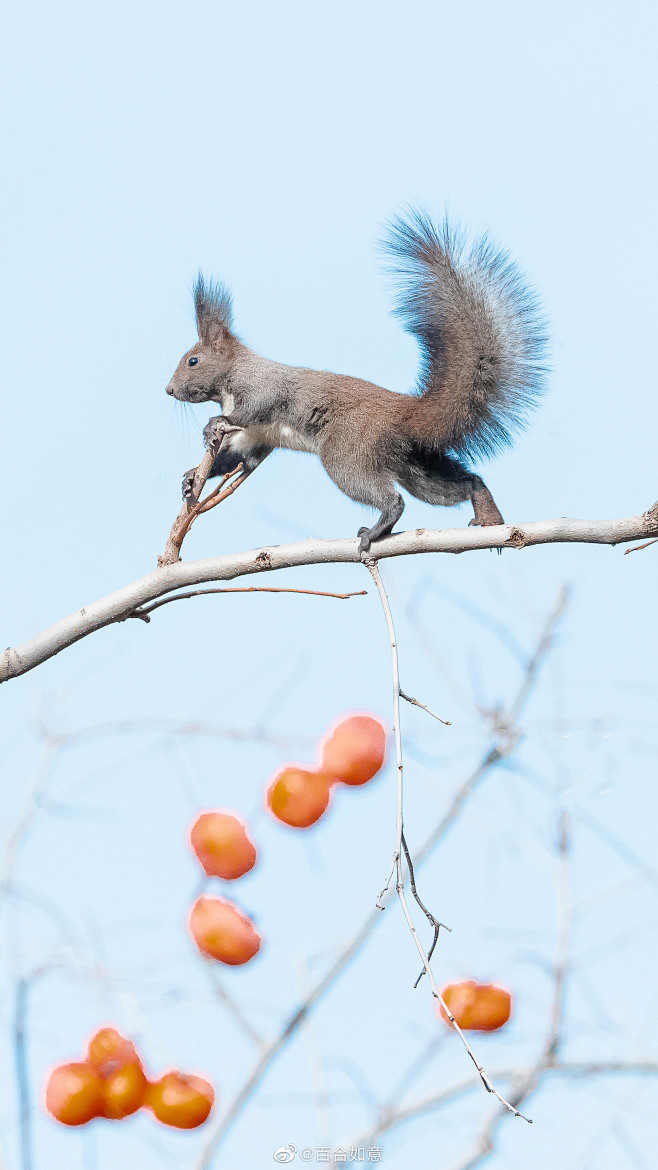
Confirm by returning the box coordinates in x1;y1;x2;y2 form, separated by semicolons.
128;587;367;622
400;689;451;726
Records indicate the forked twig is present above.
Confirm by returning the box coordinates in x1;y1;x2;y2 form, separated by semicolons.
365;557;532;1123
159;453;245;566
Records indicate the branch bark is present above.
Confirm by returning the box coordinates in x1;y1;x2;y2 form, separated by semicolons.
2;503;655;684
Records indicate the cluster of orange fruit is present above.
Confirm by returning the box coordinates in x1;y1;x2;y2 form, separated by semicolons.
439;981;512;1031
44;1027;214;1129
185;714;387;967
266;714;387;827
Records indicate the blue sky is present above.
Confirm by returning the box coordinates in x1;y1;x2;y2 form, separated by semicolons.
1;1;657;1168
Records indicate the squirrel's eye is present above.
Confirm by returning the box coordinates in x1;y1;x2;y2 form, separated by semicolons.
188;356;199;367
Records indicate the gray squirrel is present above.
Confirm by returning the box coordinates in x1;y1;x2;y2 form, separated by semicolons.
165;210;546;551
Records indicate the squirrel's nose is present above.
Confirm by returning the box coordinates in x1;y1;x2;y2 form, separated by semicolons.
166;383;175;396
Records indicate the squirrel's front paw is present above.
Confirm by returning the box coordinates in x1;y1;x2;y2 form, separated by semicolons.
203;416;244;452
182;467;197;501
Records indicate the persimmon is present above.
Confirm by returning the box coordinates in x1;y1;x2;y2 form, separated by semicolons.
86;1025;147;1118
101;1061;148;1119
266;766;332;827
45;1062;104;1126
86;1026;140;1075
439;981;512;1032
190;811;257;879
320;715;386;786
146;1071;214;1128
188;895;261;965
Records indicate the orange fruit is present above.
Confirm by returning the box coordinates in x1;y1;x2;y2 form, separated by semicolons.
439;981;512;1031
189;811;257;879
320;715;386;786
188;895;261;965
86;1025;147;1119
146;1071;214;1129
266;766;332;827
101;1061;148;1119
86;1026;140;1075
44;1062;104;1126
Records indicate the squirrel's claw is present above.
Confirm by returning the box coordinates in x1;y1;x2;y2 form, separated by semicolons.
357;526;373;554
182;468;197;501
203;415;244;452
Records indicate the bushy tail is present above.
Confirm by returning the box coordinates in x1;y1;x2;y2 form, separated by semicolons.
384;210;548;459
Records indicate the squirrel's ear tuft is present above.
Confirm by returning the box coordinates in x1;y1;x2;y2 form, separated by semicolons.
194;272;233;344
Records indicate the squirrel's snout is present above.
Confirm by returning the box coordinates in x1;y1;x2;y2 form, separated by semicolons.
166;383;175;396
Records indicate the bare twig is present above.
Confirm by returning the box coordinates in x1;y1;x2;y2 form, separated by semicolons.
129;587;367;622
0;506;651;683
400;689;451;725
624;537;658;554
196;469;247;515
194;590;566;1167
365;558;530;1122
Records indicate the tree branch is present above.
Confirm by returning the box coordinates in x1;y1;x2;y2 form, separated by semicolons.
1;504;654;684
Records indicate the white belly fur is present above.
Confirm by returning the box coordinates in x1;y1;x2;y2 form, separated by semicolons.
226;422;317;455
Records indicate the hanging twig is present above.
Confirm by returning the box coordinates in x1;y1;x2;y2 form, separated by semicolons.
364;557;531;1121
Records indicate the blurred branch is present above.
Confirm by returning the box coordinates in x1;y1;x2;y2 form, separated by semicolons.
46;716;313;751
202;961;266;1052
1;740;58;889
195;589;567;1168
335;1060;658;1160
1;503;652;682
14;978;32;1170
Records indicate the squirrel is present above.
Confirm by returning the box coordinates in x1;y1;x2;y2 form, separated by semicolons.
165;210;546;552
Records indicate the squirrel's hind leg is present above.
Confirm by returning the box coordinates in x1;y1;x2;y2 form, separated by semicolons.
321;453;405;552
357;494;405;553
468;478;504;527
397;451;504;528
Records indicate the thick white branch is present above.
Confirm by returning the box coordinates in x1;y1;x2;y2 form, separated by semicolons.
2;502;656;684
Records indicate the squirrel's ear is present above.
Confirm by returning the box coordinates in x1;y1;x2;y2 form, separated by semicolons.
194;272;233;346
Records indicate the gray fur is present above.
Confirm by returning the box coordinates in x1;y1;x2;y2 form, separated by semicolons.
166;210;548;550
194;272;233;343
384;209;548;458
